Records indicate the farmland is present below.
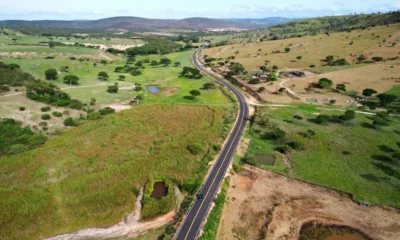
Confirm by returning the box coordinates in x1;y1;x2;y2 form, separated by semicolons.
0;104;229;240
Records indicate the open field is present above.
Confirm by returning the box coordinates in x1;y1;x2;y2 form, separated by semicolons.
0;94;83;133
0;104;227;240
244;105;400;207
217;166;400;240
203;24;400;71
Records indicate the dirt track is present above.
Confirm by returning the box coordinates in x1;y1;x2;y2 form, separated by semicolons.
217;165;400;240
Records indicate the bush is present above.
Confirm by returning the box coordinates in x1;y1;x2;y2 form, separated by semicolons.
87;111;102;120
99;107;115;115
41;106;51;112
213;144;221;151
107;84;118;93
0;118;47;156
41;114;51;120
63;117;77;126
187;143;202;155
52;111;62;117
19;107;25;111
315;115;331;124
318;78;333;88
310;64;316;68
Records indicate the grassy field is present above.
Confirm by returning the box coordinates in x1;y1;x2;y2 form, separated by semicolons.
0;104;228;240
2;51;232;106
246;104;400;207
203;24;400;71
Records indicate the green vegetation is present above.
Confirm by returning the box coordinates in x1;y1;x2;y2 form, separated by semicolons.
141;179;175;219
199;178;229;240
0;105;227;239
0;118;47;157
247;105;400;207
126;37;180;55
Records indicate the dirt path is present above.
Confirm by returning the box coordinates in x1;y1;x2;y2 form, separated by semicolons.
216;46;229;57
217;166;400;240
45;188;175;240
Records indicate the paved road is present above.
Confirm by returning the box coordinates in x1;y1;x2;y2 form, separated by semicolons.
174;50;249;240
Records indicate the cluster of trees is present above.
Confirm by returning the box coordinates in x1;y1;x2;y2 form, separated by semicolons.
26;81;83;109
314;110;356;124
0;62;36;89
181;67;203;79
324;55;349;66
171;35;200;44
227;62;245;76
107;83;119;93
0;118;47;156
126;37;181;55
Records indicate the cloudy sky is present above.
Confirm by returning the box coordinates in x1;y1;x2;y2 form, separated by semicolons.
0;0;399;20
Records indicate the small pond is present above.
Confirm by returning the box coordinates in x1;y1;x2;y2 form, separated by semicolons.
150;182;168;199
255;154;276;166
146;85;161;94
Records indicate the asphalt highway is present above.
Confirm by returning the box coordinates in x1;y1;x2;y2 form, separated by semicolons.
174;50;249;240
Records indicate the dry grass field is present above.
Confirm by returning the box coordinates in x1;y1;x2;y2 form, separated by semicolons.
204;24;400;71
0;104;227;240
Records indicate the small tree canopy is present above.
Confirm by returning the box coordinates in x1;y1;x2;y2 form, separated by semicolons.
45;69;58;80
189;90;201;98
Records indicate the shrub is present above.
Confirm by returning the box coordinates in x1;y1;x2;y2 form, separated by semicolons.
315;115;331;124
99;107;115;115
187;143;202;155
310;64;316;68
372;56;383;62
19;107;25;111
213;144;221;151
87;111;102;120
63;117;77;126
318;78;333;88
107;84;119;93
52;111;62;117
41;114;51;120
41;106;51;112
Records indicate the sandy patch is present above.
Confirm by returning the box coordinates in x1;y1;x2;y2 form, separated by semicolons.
217;165;400;240
102;104;132;112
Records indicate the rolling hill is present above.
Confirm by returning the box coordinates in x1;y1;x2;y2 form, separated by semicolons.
0;16;293;32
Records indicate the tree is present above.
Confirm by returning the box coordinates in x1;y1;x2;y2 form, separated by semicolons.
296;56;302;60
318;78;333;89
150;60;159;66
285;48;291;52
260;66;268;72
189;90;201;98
271;128;286;142
272;65;278;70
357;55;366;63
44;69;58;80
174;62;181;67
60;66;69;73
135;61;143;67
181;67;202;79
107;83;118;93
372;56;383;62
100;60;108;65
362;88;377;97
90;98;96;106
114;66;124;72
159;58;171;66
118;75;125;81
377;93;397;107
340;110;355;121
98;72;109;81
229;63;245;75
315;115;331;124
330;99;337;105
203;83;215;90
268;72;277;81
63;75;79;85
310;64;316;68
336;84;346;92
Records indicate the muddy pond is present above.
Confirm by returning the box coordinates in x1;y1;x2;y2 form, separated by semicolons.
150;182;168;199
146;86;161;94
255;154;276;166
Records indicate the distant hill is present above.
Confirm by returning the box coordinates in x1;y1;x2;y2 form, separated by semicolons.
227;17;296;27
269;12;400;35
0;17;284;32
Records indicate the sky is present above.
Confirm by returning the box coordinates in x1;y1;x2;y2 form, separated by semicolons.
0;0;399;20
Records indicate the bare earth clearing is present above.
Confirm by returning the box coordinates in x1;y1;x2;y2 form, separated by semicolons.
217;165;400;240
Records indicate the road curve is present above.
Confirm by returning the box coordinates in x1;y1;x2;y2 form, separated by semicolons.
174;50;249;240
